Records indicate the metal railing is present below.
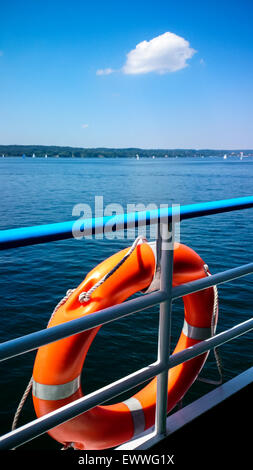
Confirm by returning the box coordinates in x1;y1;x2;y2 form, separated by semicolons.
0;196;252;450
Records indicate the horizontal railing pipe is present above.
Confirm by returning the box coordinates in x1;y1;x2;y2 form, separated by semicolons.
172;262;253;300
169;318;253;369
0;196;253;250
0;291;167;362
0;361;163;450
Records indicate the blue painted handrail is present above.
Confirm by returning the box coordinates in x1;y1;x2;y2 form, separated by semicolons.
0;196;253;250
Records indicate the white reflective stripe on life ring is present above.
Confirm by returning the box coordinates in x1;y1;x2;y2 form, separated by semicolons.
123;397;145;436
32;376;81;401
182;319;212;340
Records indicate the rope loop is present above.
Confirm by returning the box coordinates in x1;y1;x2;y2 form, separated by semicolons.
79;236;147;303
198;263;223;386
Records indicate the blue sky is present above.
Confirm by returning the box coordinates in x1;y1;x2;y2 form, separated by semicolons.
0;0;253;149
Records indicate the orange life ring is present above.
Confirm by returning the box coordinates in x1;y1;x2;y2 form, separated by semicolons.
32;241;217;450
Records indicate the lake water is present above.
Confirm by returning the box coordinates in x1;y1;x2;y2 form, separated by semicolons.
0;156;252;449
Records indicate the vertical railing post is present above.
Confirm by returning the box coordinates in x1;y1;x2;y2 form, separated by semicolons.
155;221;174;436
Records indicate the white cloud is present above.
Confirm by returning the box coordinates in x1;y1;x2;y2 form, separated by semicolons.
81;124;89;128
96;68;115;76
96;32;196;77
122;32;196;75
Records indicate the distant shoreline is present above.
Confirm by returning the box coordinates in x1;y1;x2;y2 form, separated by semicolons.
1;145;253;159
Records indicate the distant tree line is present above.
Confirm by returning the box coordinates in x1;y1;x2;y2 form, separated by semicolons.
0;145;251;158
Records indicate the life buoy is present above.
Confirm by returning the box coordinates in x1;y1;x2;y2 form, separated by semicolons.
32;241;217;450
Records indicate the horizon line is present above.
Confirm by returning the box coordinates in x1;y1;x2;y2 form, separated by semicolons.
0;144;253;152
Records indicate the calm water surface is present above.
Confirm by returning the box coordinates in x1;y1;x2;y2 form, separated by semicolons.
0;156;252;449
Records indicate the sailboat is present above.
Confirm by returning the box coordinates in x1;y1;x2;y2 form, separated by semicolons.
136;154;140;160
45;154;48;159
32;153;35;158
223;154;227;160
